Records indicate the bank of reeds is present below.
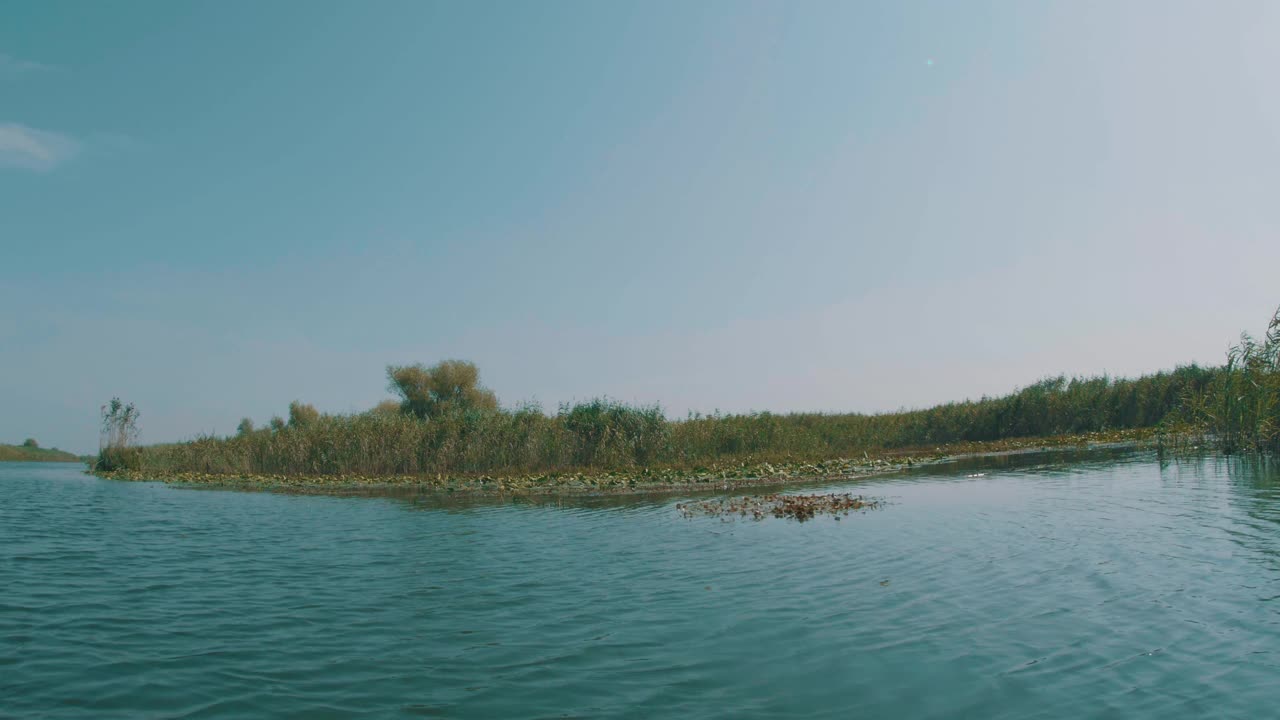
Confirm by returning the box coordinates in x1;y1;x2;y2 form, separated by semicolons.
1165;306;1280;454
116;365;1217;478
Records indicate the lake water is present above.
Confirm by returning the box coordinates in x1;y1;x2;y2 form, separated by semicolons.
3;450;1280;718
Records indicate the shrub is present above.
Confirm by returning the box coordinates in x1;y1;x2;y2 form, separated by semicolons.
288;401;320;428
387;360;499;420
22;438;38;448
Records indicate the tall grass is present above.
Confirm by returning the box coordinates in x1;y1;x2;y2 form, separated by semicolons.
124;364;1218;478
1171;306;1280;454
96;397;141;471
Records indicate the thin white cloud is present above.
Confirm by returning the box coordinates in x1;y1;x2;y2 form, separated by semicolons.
0;123;80;171
0;53;52;74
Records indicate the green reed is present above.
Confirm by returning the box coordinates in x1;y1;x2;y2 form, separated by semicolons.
122;363;1219;478
1169;306;1280;454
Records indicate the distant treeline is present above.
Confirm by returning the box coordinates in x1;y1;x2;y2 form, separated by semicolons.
104;358;1224;477
0;439;80;463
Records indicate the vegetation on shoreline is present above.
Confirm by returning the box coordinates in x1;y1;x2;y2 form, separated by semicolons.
95;354;1206;484
0;440;80;463
92;304;1280;490
91;429;1150;495
1164;306;1280;455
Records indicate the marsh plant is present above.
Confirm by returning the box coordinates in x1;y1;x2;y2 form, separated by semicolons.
112;358;1222;479
1171;306;1280;454
97;397;141;471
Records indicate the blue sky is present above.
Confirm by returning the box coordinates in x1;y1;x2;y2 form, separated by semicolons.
3;1;1279;453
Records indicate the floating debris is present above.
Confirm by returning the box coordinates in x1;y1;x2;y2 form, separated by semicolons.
676;493;881;522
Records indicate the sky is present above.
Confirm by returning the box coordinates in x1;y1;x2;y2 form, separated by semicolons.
3;1;1279;454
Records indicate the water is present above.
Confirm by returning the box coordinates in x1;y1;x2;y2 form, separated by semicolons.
3;450;1280;719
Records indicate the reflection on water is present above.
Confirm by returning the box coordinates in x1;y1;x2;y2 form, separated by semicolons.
3;450;1280;718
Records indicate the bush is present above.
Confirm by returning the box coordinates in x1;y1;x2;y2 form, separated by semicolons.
22;438;38;448
387;360;499;420
288;401;320;428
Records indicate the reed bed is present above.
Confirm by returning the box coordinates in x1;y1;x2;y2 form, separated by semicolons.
1165;306;1280;455
112;365;1216;479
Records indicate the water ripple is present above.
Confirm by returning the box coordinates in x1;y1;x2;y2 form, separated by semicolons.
3;453;1280;717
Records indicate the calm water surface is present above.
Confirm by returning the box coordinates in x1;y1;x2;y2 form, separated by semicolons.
3;450;1280;718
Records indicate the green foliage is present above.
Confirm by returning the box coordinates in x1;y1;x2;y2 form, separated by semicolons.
236;418;255;436
112;359;1218;478
559;398;670;466
288;401;320;428
1173;306;1280;454
387;360;499;420
22;438;38;448
0;443;79;463
269;416;286;432
370;399;403;416
96;397;141;471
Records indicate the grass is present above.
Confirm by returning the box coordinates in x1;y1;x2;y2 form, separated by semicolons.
92;429;1149;496
1163;305;1280;455
95;358;1216;490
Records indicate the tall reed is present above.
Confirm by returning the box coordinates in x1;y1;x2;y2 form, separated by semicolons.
124;364;1218;478
1172;306;1280;454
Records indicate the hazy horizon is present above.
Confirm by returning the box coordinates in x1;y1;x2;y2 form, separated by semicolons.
4;1;1278;454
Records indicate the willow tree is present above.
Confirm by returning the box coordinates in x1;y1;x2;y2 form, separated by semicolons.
386;360;498;420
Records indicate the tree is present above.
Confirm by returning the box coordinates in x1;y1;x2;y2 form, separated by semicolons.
288;401;320;427
22;438;38;449
387;360;499;420
236;418;255;436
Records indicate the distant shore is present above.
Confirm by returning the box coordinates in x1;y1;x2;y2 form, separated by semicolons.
0;444;83;463
92;428;1154;497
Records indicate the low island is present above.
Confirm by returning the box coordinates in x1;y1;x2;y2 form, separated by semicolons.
90;306;1278;496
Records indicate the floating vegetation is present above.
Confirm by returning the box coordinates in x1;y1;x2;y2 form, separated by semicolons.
676;493;881;522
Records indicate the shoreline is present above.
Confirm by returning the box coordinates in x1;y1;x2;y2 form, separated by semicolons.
91;428;1156;497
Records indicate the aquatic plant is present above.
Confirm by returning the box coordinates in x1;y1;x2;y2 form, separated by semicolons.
1172;306;1280;454
559;398;669;466
676;493;881;522
96;397;141;471
104;357;1219;481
